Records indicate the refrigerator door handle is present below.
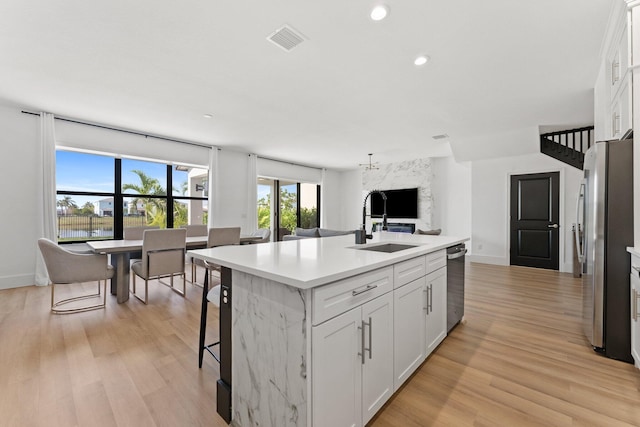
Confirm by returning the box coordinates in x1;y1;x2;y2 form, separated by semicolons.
575;180;585;263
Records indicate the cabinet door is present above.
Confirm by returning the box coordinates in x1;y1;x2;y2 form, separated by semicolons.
631;272;640;368
312;308;362;427
361;292;394;424
425;267;447;356
393;276;426;391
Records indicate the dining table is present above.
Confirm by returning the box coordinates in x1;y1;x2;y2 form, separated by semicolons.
88;234;263;303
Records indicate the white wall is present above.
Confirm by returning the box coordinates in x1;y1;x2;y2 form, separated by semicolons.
431;157;472;242
0;105;40;288
335;169;363;231
471;152;583;272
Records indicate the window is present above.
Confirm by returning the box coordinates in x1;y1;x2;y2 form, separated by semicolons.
257;177;320;241
56;150;208;243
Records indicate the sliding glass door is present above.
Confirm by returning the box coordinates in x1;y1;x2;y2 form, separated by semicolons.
257;178;320;241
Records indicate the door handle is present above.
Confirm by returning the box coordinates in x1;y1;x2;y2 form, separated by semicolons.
548;224;559;229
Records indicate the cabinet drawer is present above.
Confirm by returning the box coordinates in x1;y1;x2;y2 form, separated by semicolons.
312;267;393;325
425;249;446;274
394;256;426;289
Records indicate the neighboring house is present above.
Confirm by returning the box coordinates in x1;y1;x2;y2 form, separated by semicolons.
94;198;145;216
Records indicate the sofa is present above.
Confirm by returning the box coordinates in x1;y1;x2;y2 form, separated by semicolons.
282;227;355;240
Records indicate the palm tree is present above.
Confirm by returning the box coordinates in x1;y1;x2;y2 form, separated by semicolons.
56;196;78;216
122;170;167;226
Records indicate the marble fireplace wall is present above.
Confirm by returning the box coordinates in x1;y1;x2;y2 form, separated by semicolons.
362;158;433;232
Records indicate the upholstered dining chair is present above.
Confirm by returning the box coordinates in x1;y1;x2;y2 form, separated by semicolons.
181;224;208;283
124;225;160;260
192;227;240;285
37;238;114;314
181;224;208;237
250;228;271;243
123;225;160;240
197;227;241;367
130;228;187;304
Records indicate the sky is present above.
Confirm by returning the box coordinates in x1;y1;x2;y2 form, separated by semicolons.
56;150;314;210
56;151;187;207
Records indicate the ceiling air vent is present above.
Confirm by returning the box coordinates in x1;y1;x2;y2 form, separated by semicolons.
432;134;449;140
267;25;305;52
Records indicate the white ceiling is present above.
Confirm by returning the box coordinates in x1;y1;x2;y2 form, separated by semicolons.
0;1;612;169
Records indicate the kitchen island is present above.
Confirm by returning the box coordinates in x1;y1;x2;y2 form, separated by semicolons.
188;232;468;427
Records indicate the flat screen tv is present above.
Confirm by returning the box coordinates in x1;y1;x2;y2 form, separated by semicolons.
371;188;418;219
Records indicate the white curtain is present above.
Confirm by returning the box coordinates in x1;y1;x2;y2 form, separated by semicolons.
247;154;258;233
320;168;327;228
207;148;219;228
35;112;58;286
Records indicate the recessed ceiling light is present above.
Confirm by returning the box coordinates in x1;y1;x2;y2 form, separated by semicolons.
370;5;389;21
203;114;213;119
414;55;430;66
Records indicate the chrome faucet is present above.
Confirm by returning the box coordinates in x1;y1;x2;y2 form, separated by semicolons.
355;190;388;244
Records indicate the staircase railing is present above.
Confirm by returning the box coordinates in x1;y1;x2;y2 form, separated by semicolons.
540;126;594;169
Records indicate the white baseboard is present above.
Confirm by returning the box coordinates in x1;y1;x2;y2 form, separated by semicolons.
469;255;576;275
467;254;508;266
0;273;36;290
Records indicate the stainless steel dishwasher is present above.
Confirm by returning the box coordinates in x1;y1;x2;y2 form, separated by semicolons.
447;243;467;332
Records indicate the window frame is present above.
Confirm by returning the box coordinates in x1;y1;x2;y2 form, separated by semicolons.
56;151;208;243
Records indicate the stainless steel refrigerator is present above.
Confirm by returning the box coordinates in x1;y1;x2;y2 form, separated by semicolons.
576;138;633;363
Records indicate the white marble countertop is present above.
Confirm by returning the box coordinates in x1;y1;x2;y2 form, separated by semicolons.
627;247;640;257
188;232;468;289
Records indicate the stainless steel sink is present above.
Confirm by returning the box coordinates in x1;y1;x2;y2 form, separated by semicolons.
353;243;419;253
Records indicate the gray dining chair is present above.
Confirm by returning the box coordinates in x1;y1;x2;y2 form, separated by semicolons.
181;224;208;237
181;224;208;281
250;228;271;243
130;228;187;304
192;227;240;285
37;238;114;314
124;225;159;260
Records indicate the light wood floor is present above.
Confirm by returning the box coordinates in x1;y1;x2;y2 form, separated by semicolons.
0;263;638;426
369;263;640;427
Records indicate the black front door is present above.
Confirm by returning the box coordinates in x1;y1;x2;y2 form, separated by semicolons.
510;172;560;270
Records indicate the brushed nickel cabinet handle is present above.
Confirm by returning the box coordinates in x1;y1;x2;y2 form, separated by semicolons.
352;284;378;297
358;323;365;365
364;317;372;360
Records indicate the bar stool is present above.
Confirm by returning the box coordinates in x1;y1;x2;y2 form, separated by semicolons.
197;227;240;367
199;264;221;366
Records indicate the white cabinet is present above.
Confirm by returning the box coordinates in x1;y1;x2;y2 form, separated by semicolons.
361;293;394;423
311;251;450;426
393;250;447;391
595;3;632;140
312;307;362;427
425;266;447;356
631;268;640;369
393;276;426;390
312;292;394;427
